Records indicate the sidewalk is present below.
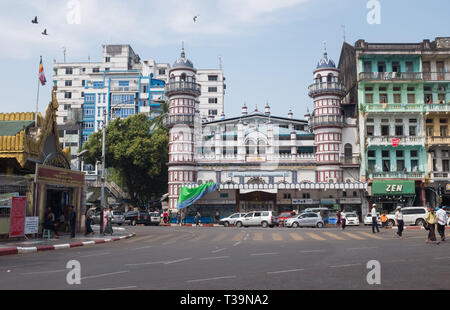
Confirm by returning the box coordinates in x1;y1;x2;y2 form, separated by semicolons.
0;225;135;256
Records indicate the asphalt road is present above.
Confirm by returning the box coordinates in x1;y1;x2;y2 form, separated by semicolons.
0;225;449;290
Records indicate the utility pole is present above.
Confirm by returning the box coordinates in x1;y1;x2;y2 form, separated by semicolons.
100;108;107;234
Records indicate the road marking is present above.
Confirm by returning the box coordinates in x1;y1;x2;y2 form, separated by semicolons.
267;269;304;274
144;234;173;243
358;232;384;240
272;233;283;241
233;241;241;247
21;269;67;275
300;250;326;253
322;232;346;240
79;252;111;258
186;275;236;283
232;233;245;242
133;245;154;250
200;256;230;261
189;234;209;242
434;257;450;260
99;286;137;290
81;270;129;280
306;232;326;241
124;235;154;243
329;263;362;268
253;233;263;241
346;247;378;250
250;252;279;256
211;233;227;242
211;248;226;254
125;261;166;266
342;232;365;240
164;257;192;265
289;233;304;241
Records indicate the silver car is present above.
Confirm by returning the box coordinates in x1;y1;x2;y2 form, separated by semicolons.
112;211;125;225
219;213;247;227
236;211;279;228
286;212;324;228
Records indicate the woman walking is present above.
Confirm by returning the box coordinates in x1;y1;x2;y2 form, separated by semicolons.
425;207;439;245
103;207;114;236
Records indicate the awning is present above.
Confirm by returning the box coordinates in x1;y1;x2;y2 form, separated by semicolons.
372;180;415;196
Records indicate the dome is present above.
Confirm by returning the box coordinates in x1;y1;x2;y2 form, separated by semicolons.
172;46;194;69
316;51;336;69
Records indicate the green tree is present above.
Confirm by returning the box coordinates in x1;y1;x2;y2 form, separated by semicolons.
149;100;169;130
82;114;169;207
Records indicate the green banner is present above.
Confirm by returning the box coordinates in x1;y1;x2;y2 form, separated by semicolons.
177;183;219;209
372;180;415;196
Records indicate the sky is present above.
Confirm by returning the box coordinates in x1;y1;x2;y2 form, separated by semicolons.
0;0;449;119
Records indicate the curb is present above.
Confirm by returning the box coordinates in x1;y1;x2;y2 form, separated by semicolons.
0;233;136;257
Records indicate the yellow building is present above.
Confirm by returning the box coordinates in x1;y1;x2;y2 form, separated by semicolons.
0;87;85;238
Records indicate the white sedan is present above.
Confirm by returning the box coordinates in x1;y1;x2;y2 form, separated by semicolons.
219;213;247;227
364;213;381;225
344;212;360;226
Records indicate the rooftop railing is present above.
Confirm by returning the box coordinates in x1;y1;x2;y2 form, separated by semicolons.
308;82;346;97
165;81;201;96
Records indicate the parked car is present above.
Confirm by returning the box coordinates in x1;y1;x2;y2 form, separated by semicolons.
305;208;331;223
278;211;297;227
385;207;427;226
286;212;324;228
111;211;125;225
345;212;360;226
235;211;278;228
125;210;151;226
219;213;247;227
364;213;381;226
149;212;161;226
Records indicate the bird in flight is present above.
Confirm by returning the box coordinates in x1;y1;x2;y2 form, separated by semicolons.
193;15;199;23
31;16;38;24
42;29;48;36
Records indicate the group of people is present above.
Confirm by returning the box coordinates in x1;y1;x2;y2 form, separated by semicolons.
85;206;114;236
43;205;77;239
163;210;203;226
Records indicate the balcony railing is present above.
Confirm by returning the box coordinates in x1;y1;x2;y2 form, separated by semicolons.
367;136;425;145
426;136;450;145
369;171;425;179
359;72;423;81
165;81;201;96
308;82;346;97
425;103;450;112
309;115;345;127
341;157;360;165
423;72;450;81
163;114;195;127
365;103;424;113
431;172;449;179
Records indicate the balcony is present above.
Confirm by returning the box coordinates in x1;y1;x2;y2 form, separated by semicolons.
163;114;195;128
425;103;450;113
423;72;450;81
110;86;139;92
341;156;360;166
359;72;423;81
165;81;201;97
308;82;346;97
369;171;425;179
367;136;425;146
365;103;424;113
309;115;345;128
426;136;450;146
430;172;450;180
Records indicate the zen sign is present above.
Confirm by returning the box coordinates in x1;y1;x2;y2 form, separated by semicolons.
385;184;403;192
372;180;415;196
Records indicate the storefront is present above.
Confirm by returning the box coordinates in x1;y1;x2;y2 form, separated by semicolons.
370;180;416;213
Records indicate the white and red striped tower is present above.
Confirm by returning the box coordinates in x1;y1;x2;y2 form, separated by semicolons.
308;46;346;183
164;45;201;210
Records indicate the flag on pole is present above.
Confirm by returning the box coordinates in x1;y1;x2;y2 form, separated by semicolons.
39;57;46;86
177;183;219;209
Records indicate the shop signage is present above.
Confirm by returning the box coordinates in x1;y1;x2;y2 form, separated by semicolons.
372;180;415;196
9;197;26;238
278;199;292;205
320;199;336;205
24;217;39;234
36;165;85;187
0;192;19;210
227;171;290;178
194;199;236;205
339;198;362;204
446;184;450;193
292;199;317;205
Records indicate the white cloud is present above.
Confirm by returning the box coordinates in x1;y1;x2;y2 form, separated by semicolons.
0;0;310;59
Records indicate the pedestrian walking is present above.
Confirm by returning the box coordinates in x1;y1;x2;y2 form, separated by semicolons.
69;205;77;238
425;207;439;245
341;210;346;230
163;210;168;224
168;210;172;224
177;212;181;225
337;210;341;228
436;206;447;242
371;204;380;233
104;207;114;235
215;209;220;223
85;207;95;236
394;206;404;238
195;211;201;226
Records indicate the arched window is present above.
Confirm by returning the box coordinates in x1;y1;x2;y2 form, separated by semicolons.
344;144;352;159
315;74;322;84
181;73;187;81
327;73;333;83
257;139;267;155
246;139;257;155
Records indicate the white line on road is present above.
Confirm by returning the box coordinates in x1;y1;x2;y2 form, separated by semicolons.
164;257;192;265
125;261;166;266
233;241;241;247
329;263;362;268
267;269;304;274
133;246;153;250
250;252;279;256
200;256;230;261
21;269;67;275
79;252;110;258
186;275;236;283
81;270;129;280
433;257;450;260
346;247;379;250
98;286;137;290
300;250;326;253
211;248;226;254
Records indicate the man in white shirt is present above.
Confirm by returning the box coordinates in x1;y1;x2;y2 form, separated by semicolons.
341;210;346;230
394;206;404;238
371;204;380;233
436;206;448;242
